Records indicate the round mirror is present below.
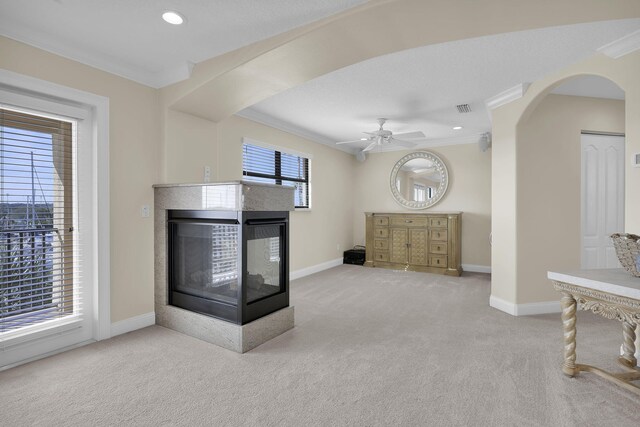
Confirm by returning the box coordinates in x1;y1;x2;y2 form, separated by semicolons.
390;151;449;209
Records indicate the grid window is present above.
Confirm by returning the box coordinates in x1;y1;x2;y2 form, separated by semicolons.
242;143;310;208
0;108;75;334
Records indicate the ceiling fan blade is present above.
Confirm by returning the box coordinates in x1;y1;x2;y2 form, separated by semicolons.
362;141;378;152
336;139;366;145
393;131;425;139
392;138;416;148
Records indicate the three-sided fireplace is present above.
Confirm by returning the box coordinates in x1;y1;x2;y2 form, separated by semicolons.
168;210;289;325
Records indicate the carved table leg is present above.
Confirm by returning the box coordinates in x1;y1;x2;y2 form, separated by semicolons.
619;321;638;368
560;292;579;377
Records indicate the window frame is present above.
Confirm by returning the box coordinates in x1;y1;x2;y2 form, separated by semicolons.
0;69;110;368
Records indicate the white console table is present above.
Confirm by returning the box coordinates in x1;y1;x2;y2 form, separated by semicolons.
548;269;640;395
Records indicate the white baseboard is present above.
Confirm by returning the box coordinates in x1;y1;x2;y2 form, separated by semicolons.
290;257;343;281
110;312;156;337
489;295;516;315
515;300;561;316
462;264;491;274
490;295;561;316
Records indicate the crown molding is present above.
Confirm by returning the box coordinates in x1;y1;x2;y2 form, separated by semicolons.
152;62;195;88
0;26;191;88
235;108;353;153
485;83;531;111
597;29;640;59
370;133;487;153
237;108;490;155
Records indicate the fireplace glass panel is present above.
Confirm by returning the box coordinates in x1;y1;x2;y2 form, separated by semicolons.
172;222;239;305
246;224;283;303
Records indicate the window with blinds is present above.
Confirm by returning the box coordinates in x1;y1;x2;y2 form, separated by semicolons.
0;108;76;334
242;143;310;208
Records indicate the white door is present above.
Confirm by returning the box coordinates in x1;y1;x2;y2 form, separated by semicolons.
581;133;625;269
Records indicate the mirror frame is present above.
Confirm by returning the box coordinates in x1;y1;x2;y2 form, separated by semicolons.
389;151;449;209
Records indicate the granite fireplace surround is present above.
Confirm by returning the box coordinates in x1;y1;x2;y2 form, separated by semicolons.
154;181;295;353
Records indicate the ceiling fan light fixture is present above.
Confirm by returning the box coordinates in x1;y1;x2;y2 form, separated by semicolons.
162;11;186;25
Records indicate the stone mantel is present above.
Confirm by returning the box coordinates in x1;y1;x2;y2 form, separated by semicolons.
153;180;295;212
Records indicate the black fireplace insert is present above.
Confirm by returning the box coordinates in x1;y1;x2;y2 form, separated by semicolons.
168;210;289;325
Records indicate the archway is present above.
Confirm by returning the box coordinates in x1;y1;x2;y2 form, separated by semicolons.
490;52;640;314
516;75;625;304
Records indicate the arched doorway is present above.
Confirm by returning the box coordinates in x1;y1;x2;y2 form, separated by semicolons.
515;75;625;304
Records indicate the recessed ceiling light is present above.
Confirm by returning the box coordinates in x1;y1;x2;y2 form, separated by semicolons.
162;11;185;25
360;138;368;141
453;126;463;130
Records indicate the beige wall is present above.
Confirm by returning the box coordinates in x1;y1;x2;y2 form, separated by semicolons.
491;52;640;307
0;36;160;323
219;116;355;271
352;144;492;267
164;109;218;183
517;94;624;303
164;113;355;271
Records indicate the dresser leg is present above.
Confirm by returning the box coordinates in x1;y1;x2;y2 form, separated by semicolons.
561;292;579;377
619;321;638;368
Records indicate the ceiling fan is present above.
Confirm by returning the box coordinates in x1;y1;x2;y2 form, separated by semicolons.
336;118;425;152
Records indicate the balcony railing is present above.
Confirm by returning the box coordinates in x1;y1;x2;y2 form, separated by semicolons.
0;227;64;332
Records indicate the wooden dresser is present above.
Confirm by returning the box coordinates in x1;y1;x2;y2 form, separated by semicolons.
364;212;462;276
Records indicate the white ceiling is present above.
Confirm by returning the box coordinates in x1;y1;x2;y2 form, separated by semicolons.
0;0;368;87
240;19;639;153
0;3;636;155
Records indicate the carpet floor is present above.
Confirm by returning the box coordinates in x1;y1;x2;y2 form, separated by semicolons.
1;265;639;426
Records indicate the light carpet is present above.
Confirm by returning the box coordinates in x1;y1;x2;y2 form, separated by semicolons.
1;265;639;426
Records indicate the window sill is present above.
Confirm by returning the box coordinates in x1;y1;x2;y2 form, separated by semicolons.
0;315;83;349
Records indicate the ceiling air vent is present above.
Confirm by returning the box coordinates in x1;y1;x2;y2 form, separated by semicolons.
456;104;472;113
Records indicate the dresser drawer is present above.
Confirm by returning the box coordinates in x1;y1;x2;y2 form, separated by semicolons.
374;251;389;262
428;255;448;267
429;229;448;241
374;228;389;238
430;242;448;254
429;217;448;228
374;239;389;250
374;216;389;226
390;217;428;227
366;212;461;276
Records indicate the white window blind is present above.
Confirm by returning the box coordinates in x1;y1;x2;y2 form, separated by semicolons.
0;108;77;334
242;143;310;208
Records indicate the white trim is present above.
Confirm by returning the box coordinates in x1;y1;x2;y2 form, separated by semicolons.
238;109;490;155
94;91;111;341
515;300;561;316
111;312;156;337
153;61;195;88
0;28;190;88
372;133;487;152
597;29;640;59
490;295;561;316
0;339;93;372
237;109;339;152
0;69;111;366
462;264;491;274
485;83;531;111
290;258;343;281
489;295;516;316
